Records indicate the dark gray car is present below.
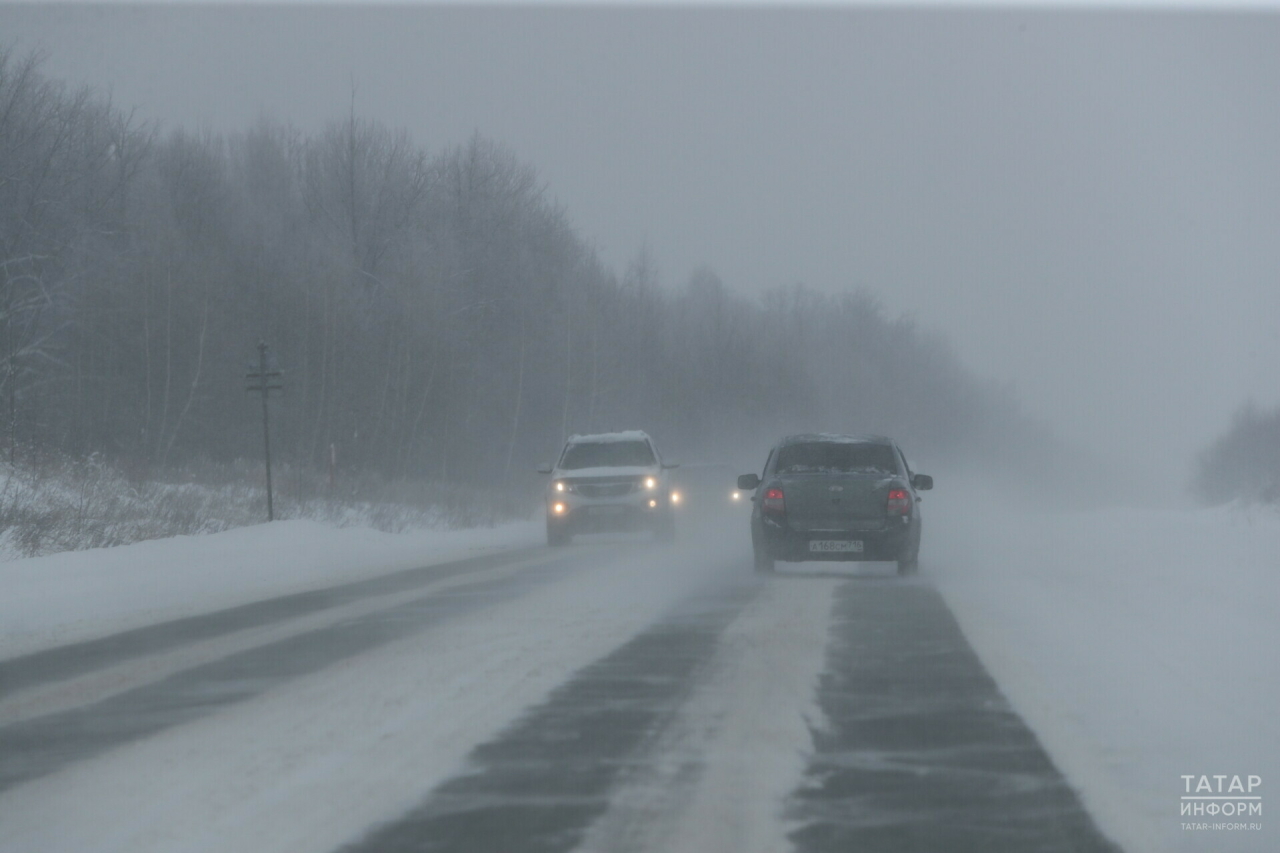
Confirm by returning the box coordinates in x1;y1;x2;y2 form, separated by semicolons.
738;434;933;575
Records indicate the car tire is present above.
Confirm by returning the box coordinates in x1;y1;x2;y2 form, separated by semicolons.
547;521;571;547
897;525;921;575
653;512;676;543
753;546;775;574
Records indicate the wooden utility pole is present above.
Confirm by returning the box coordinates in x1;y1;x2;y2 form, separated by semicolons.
246;341;282;521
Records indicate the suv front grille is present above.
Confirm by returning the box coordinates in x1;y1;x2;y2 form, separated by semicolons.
576;481;635;498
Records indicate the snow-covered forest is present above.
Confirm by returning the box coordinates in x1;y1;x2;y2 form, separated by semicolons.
1194;401;1280;504
2;46;1071;511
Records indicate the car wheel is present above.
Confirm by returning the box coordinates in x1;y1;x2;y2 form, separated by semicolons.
653;512;676;543
753;546;775;574
547;521;571;547
896;540;916;573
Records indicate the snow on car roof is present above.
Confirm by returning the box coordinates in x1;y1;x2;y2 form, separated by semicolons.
779;433;892;445
566;430;652;444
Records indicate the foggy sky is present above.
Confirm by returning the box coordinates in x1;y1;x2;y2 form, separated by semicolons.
4;4;1279;496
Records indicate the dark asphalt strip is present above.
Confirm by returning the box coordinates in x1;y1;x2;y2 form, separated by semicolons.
0;546;546;698
788;579;1123;853
338;575;761;853
0;551;593;794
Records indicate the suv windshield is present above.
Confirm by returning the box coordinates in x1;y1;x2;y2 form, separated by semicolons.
775;442;898;475
560;440;655;470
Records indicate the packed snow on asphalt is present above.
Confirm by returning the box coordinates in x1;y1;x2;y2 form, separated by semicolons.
0;488;1275;853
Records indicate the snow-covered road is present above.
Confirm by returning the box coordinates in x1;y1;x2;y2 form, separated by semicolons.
1;498;1273;853
0;513;1118;853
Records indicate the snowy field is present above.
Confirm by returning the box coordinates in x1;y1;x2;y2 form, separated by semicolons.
929;484;1279;853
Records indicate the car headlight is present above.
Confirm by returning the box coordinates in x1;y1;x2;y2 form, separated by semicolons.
671;491;681;505
554;481;566;493
644;477;657;490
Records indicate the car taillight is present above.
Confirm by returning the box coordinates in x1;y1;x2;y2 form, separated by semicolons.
763;487;785;514
887;489;910;516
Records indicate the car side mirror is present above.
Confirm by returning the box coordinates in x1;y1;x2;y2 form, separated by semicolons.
662;462;680;469
912;474;933;491
536;463;553;475
737;473;761;490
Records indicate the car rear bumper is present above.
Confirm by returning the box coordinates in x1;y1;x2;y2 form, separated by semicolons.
755;520;911;562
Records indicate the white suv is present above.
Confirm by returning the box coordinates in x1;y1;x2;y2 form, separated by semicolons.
537;431;678;546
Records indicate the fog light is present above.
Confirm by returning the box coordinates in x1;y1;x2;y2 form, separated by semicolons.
648;499;657;508
553;503;565;514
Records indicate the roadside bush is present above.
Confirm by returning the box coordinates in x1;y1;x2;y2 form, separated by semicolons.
0;452;533;560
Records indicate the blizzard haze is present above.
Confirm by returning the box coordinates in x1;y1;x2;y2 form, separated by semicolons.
4;6;1279;494
2;9;1278;851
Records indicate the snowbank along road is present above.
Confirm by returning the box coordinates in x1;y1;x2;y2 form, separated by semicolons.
0;513;1123;853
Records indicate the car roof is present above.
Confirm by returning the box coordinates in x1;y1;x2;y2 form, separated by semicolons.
777;433;894;447
566;430;652;445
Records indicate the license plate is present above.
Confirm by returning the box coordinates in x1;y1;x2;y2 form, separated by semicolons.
587;505;626;516
809;540;863;553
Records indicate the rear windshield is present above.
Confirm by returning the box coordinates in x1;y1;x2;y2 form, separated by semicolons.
560;440;655;470
774;442;899;475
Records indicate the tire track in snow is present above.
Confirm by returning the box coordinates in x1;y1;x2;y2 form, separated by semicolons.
0;550;570;727
572;575;838;853
786;578;1123;853
339;572;762;853
0;545;548;698
0;549;599;793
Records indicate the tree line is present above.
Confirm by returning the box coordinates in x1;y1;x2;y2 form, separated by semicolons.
1193;402;1280;505
1;47;1073;494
